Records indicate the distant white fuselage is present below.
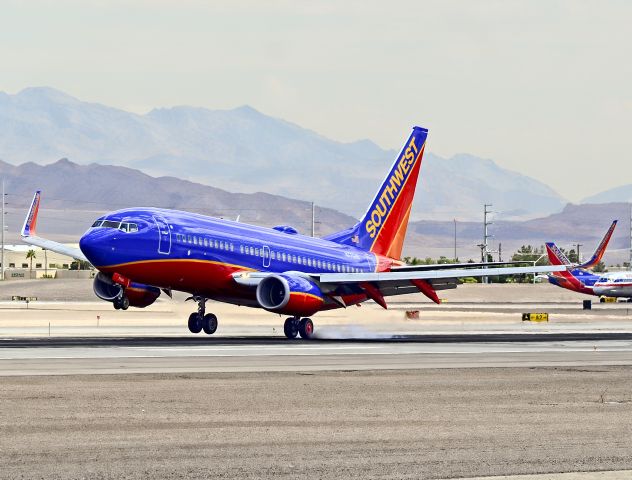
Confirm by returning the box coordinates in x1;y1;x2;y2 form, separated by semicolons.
593;272;632;298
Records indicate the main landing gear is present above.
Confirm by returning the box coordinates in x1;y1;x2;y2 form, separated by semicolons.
187;296;218;335
284;317;314;340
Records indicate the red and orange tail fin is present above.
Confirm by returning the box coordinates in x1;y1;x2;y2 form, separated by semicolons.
324;127;428;260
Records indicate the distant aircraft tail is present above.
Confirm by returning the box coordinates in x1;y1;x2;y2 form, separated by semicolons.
324;126;428;259
545;242;572;266
545;220;617;270
578;220;617;269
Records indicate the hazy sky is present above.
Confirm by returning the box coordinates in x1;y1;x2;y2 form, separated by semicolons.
1;0;630;201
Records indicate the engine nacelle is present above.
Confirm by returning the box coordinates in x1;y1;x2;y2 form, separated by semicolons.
93;272;161;308
256;273;324;317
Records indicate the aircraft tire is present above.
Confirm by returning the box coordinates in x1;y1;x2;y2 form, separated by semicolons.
298;318;314;339
284;318;299;339
188;313;203;334
202;313;218;335
113;301;121;310
120;296;130;310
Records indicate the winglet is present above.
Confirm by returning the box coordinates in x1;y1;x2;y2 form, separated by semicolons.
21;191;41;237
578;220;617;270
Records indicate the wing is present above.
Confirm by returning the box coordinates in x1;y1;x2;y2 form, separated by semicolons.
233;264;566;307
20;191;89;262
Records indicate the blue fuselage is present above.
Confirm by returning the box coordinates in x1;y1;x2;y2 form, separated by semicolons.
79;208;383;301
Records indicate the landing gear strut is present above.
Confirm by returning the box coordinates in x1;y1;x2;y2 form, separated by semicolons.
284;317;314;339
187;296;218;335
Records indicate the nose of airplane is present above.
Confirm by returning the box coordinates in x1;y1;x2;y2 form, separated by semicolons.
79;228;117;267
592;286;606;295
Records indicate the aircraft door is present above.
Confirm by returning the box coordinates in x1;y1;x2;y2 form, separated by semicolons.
263;245;271;268
153;216;172;255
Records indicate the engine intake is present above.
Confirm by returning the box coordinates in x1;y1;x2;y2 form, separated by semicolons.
93;272;123;301
256;274;324;317
93;272;161;308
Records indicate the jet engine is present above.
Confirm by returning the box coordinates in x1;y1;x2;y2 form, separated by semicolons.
256;273;324;317
93;272;161;308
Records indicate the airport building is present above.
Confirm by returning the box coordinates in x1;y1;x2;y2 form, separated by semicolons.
1;244;89;280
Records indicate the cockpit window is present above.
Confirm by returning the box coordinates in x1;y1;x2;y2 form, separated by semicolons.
93;220;139;232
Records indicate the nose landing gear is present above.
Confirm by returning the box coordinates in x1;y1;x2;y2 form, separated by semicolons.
113;295;129;310
284;317;314;339
187;296;218;335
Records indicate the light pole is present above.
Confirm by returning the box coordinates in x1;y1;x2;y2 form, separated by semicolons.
1;180;4;281
1;179;5;281
453;218;457;261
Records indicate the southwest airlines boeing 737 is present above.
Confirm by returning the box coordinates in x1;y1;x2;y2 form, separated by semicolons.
21;127;564;338
546;220;632;301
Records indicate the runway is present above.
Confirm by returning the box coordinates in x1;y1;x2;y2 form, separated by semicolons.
2;333;632;375
2;294;632;478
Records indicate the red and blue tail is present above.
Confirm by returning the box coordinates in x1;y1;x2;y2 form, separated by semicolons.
578;220;617;269
545;242;572;266
324;126;428;260
546;220;617;269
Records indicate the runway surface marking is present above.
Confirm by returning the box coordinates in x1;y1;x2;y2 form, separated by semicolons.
2;337;632;376
2;340;632;360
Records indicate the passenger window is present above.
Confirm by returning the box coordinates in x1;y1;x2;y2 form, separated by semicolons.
187;235;192;244
240;245;244;254
215;240;219;249
230;244;234;252
193;237;198;245
203;238;208;247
